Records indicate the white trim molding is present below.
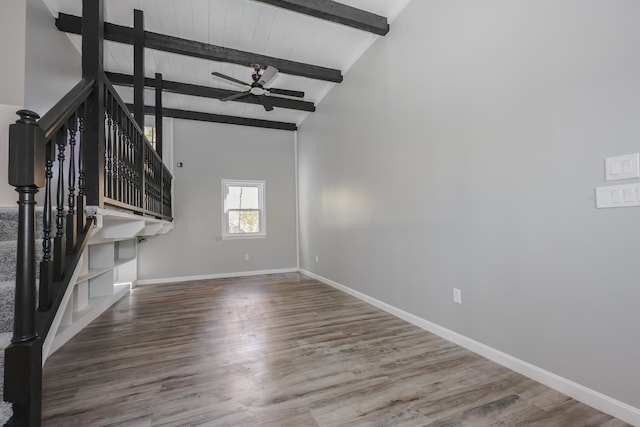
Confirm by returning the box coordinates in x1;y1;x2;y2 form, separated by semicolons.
135;268;299;286
299;269;640;427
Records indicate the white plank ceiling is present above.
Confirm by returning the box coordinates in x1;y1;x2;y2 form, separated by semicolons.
41;0;412;128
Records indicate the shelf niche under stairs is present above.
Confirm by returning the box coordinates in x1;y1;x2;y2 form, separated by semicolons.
42;208;173;363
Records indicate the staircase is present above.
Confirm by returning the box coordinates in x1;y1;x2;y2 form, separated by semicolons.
3;3;172;423
1;204;171;425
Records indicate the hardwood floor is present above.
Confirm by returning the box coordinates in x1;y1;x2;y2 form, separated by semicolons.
41;273;631;426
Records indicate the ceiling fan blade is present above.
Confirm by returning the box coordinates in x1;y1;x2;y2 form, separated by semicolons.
258;95;274;112
211;72;249;87
268;87;305;98
221;91;250;102
258;66;279;86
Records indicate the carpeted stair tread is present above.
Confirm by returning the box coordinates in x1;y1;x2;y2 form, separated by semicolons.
0;211;16;424
0;208;44;242
0;240;43;283
1;331;12;425
0;281;14;334
0;241;17;283
0;209;19;242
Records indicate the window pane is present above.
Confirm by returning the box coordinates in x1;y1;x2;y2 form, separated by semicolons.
227;186;259;209
144;126;155;143
228;210;260;233
222;180;265;238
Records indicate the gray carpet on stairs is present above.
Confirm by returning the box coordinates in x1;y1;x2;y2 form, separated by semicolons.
0;208;18;425
0;332;11;425
0;282;13;336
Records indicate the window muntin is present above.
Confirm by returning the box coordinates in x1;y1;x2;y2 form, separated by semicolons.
222;180;265;238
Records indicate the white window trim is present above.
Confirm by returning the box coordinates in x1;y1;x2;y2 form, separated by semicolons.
221;179;266;240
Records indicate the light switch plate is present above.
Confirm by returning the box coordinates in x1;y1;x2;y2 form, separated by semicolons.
596;183;640;208
453;288;462;304
605;153;640;181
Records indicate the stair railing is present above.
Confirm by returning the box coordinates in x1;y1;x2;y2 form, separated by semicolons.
103;78;173;219
4;73;172;426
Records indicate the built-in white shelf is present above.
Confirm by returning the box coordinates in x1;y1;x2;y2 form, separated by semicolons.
77;267;112;283
41;208;173;364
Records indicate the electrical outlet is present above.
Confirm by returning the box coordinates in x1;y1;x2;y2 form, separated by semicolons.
453;288;462;304
315;254;319;263
244;253;250;261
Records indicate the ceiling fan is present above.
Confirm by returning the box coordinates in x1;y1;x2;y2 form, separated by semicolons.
211;64;305;111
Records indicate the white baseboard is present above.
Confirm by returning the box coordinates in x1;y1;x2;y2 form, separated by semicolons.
135;268;299;286
299;269;640;427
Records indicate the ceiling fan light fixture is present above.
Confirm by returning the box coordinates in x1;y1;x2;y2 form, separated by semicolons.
212;65;305;111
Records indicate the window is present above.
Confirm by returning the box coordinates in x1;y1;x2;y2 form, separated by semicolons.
222;180;266;239
144;126;156;151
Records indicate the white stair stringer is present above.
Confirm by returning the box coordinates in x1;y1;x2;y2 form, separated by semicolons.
42;252;84;363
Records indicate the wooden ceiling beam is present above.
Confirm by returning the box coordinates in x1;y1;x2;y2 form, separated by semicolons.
126;104;297;131
56;13;343;83
107;72;316;113
252;0;389;35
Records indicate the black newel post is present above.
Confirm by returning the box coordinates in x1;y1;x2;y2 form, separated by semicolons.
5;109;45;427
155;72;163;159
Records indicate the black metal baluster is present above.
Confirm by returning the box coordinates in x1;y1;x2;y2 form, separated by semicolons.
66;116;77;253
138;134;143;209
53;127;67;280
133;132;139;207
125;130;132;206
115;107;123;202
39;140;54;311
105;94;113;200
77;110;86;235
122;113;128;204
151;154;156;213
113;97;120;202
143;143;148;212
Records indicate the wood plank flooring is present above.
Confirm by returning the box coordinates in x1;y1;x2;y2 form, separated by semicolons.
41;273;632;426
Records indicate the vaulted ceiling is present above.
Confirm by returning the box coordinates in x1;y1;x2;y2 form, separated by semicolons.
42;0;412;130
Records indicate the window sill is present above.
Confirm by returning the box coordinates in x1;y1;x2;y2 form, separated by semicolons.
221;233;267;240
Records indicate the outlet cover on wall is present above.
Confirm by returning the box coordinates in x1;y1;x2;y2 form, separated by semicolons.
595;183;640;208
453;288;462;304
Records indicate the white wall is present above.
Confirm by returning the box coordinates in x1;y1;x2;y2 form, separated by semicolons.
0;0;26;107
24;0;81;115
138;120;297;281
1;0;81;207
298;0;640;412
0;0;27;206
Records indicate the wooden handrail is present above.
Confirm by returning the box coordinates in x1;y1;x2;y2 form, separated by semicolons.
38;78;95;140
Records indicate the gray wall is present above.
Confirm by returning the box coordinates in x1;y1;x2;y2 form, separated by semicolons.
298;0;640;409
24;0;81;115
0;0;27;206
0;0;26;107
138;120;297;281
0;0;81;207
